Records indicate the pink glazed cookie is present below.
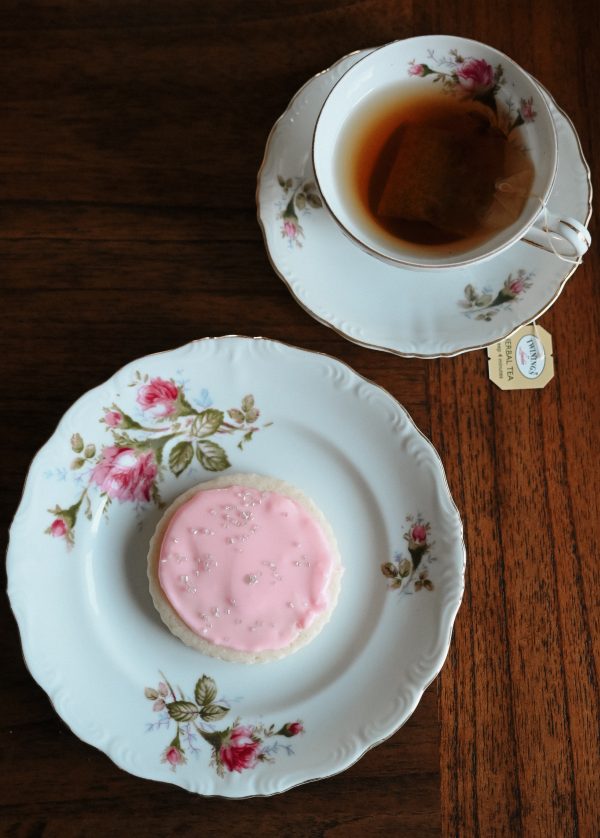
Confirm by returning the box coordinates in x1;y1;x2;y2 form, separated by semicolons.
147;474;343;663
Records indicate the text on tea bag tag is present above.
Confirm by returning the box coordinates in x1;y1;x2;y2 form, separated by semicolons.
487;324;554;390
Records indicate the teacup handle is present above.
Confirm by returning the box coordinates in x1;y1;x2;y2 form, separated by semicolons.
523;210;591;259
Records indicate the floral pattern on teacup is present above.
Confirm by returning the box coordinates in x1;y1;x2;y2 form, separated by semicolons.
277;176;323;247
145;673;303;777
45;376;272;548
381;515;436;593
461;269;534;321
408;49;537;136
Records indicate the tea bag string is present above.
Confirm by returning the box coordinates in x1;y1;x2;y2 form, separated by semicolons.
496;180;583;266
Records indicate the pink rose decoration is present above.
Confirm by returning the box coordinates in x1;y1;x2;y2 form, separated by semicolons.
520;97;537;122
456;58;495;94
49;519;68;538
411;524;428;544
219;725;261;773
162;745;185;769
90;446;158;503
277;720;304;737
103;410;123;428
137;377;179;416
508;277;525;296
408;62;425;76
283;219;299;241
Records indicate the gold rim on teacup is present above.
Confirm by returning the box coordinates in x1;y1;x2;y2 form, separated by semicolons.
312;36;590;270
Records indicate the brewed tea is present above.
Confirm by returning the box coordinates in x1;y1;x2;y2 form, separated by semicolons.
335;85;535;252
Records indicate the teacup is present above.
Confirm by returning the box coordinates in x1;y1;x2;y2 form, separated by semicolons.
313;36;591;270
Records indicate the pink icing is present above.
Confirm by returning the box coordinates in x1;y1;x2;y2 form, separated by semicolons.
158;485;336;652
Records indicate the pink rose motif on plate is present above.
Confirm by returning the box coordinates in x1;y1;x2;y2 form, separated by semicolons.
137;377;180;417
519;96;537;122
456;57;495;94
219;726;261;773
90;446;158;503
409;524;428;545
162;744;186;770
382;515;435;592
407;49;534;135
408;62;425;76
507;276;526;296
462;270;534;321
279;721;304;737
277;175;322;248
49;519;68;538
103;409;123;428
145;673;303;777
46;378;271;548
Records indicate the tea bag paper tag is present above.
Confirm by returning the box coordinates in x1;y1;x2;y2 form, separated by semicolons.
487;324;554;390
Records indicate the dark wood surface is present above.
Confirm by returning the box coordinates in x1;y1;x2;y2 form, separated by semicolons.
2;2;598;835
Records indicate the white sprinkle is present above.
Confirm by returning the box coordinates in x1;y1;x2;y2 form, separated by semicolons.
244;573;259;585
160;558;168;563
201;628;209;634
287;601;295;609
211;607;220;617
172;537;180;544
225;608;232;615
191;528;199;535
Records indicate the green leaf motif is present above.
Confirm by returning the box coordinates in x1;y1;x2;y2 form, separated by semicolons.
71;433;84;453
83;444;96;459
307;193;323;208
200;704;229;723
277;175;285;187
241;394;255;413
196;440;231;472
70;457;85;470
169;441;194;477
195;674;217;707
192;409;224;438
166;701;199;723
295;192;306;210
228;408;245;425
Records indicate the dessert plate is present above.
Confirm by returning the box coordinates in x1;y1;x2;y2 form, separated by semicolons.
257;50;592;358
8;337;464;797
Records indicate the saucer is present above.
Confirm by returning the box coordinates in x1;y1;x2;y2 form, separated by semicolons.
257;49;592;358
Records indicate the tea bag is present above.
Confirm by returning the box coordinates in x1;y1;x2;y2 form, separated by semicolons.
481;140;535;231
376;117;507;238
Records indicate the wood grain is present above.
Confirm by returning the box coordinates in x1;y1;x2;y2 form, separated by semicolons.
1;1;598;835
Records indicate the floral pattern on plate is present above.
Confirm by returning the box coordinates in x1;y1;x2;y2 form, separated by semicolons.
381;515;436;593
46;374;271;547
409;49;537;135
145;673;303;776
461;269;534;321
277;175;323;247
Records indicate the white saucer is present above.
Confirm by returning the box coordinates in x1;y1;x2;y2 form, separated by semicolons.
257;49;592;358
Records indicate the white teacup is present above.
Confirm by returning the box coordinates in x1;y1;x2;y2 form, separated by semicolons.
313;36;591;270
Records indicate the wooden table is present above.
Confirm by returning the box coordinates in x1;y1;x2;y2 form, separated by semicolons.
2;2;598;835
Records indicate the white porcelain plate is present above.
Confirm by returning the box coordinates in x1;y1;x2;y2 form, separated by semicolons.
8;337;464;796
257;49;592;357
